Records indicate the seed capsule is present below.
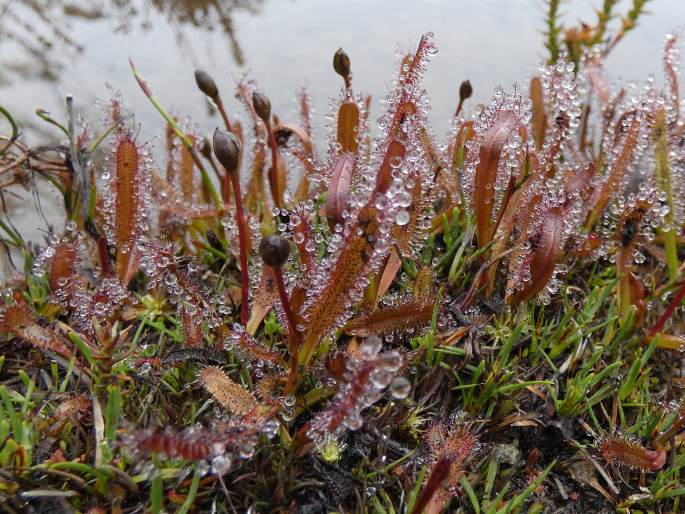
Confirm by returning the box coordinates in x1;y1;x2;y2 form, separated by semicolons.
252;91;272;124
259;235;290;267
212;129;240;174
333;48;351;79
459;79;473;101
194;70;219;99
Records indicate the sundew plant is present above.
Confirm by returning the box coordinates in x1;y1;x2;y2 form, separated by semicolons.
3;2;685;513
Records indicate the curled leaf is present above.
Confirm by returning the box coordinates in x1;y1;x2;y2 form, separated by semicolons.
325;152;355;230
507;205;566;305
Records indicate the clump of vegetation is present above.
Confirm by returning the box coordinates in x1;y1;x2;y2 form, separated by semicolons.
2;3;685;512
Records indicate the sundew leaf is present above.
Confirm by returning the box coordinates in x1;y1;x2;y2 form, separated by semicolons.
344;301;433;336
473;109;518;249
48;240;77;293
507;205;566;305
113;136;141;283
336;100;360;154
199;366;258;415
325;152;355;230
0;297;72;358
298;206;381;365
585;113;640;230
529;76;546;150
246;265;278;336
487;174;541;293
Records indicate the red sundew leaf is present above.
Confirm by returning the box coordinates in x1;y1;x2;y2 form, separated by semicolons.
664;34;680;120
290;210;315;275
165;123;176;182
246;265;278;336
410;456;453;514
298;87;313;138
375;248;402;304
417;123;446;177
299;35;434;367
585;114;640;229
345;301;433;336
113;135;142;284
413;268;435;304
0;296;72;358
299;206;381;365
530;76;546;150
336;100;360;154
49;241;77;293
306;351;404;440
600;436;666;471
586;56;611;104
245;142;266;213
182;308;203;348
507;205;566;305
199;366;258;415
487;174;542;293
375;139;406;196
179;133;197;202
392;171;424;257
422;425;479;514
325;152;355;230
473;109;518;249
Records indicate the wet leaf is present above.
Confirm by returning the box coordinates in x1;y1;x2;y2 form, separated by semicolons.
473;109;518;249
585;113;640;229
336;100;360;154
345;301;433;336
507;205;566;305
325;152;355;230
530;76;546;150
0;296;72;358
199;367;258;415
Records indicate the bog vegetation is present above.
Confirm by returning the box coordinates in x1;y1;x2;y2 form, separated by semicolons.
2;1;685;512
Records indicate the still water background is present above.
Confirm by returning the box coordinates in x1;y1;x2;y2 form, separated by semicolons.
0;0;684;276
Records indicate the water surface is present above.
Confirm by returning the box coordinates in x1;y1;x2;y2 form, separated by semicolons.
0;0;683;275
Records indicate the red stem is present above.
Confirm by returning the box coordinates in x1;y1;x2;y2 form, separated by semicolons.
215;96;233;133
266;124;281;208
229;173;250;325
648;279;685;338
273;266;302;394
